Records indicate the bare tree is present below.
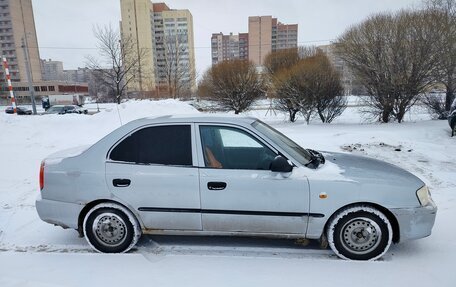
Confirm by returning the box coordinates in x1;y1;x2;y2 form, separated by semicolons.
156;32;193;98
263;47;318;122
198;60;265;114
263;48;300;76
273;52;346;123
310;53;347;123
422;92;448;119
273;67;312;122
335;10;441;123
86;25;148;104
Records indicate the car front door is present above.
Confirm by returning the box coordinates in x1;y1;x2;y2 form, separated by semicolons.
105;123;201;231
197;124;310;235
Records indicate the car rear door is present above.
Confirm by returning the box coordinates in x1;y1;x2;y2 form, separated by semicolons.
105;123;202;230
196;124;310;235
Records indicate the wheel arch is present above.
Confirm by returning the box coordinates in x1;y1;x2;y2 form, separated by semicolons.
323;202;400;243
77;199;143;237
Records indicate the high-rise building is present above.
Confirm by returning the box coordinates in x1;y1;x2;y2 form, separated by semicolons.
272;19;298;52
211;32;249;65
41;59;64;81
120;0;196;95
0;0;42;83
248;16;298;66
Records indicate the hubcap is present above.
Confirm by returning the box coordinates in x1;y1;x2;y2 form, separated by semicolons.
340;217;382;255
92;213;127;247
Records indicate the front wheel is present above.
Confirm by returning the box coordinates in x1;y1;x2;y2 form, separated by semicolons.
326;205;392;260
83;203;141;253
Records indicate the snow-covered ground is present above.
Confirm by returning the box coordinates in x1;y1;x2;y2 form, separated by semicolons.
0;100;455;286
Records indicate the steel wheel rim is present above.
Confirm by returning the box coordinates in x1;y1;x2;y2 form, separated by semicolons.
339;217;382;255
92;213;128;247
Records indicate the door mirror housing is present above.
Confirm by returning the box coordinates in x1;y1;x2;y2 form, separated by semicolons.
270;156;293;173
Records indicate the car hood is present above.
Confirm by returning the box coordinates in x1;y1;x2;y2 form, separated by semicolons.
323;152;425;189
46;145;91;160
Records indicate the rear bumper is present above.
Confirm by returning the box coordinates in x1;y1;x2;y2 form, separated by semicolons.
390;201;437;242
35;195;84;230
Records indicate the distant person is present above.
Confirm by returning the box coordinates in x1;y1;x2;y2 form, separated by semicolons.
42;98;50;110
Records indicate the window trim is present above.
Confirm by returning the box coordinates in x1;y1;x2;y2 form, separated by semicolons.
196;123;279;170
106;123;197;167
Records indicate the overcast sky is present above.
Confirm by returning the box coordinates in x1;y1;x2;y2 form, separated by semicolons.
32;0;420;77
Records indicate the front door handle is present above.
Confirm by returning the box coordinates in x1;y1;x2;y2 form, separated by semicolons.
207;182;227;190
113;178;131;187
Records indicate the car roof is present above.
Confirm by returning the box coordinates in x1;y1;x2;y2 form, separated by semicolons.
130;114;258;126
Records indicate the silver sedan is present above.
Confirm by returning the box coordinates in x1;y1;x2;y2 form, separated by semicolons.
36;116;437;260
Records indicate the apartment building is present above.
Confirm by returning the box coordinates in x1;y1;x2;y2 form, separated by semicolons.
0;0;42;83
272;19;298;52
120;0;196;95
211;32;249;65
248;16;298;66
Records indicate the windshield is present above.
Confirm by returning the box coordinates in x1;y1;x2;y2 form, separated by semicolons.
252;120;312;165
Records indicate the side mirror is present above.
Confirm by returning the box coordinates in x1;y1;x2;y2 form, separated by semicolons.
271;156;293;173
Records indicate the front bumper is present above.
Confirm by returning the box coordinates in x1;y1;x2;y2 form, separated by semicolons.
35;194;84;230
390;201;437;242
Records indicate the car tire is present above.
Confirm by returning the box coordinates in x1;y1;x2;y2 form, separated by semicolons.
83;203;142;253
452;123;456;137
326;205;392;261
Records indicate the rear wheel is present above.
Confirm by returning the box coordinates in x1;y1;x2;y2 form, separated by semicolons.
326;205;392;260
83;203;141;253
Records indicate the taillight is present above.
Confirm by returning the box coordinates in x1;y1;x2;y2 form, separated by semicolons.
39;161;45;190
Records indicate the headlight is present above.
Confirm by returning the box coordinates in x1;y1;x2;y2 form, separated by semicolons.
416;185;431;206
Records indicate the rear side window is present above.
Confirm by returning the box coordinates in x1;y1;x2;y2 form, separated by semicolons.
110;125;192;166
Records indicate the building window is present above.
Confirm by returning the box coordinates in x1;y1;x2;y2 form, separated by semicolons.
41;86;48;92
34;86;39;92
177;17;187;21
49;86;55;91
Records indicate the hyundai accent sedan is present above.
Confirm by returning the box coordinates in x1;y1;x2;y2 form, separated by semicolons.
36;115;437;260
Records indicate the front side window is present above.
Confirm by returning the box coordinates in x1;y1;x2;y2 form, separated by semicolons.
110;125;192;166
200;126;276;170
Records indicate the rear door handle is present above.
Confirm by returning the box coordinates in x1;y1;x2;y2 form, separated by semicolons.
207;182;227;190
113;178;131;187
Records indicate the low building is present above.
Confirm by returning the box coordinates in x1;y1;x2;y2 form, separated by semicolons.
0;80;88;105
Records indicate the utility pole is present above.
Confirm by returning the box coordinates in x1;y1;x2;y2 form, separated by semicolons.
21;37;37;115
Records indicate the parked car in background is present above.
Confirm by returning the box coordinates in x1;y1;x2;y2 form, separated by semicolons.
44;105;87;115
73;106;88;114
4;106;32;115
449;99;456;137
36;116;437;260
